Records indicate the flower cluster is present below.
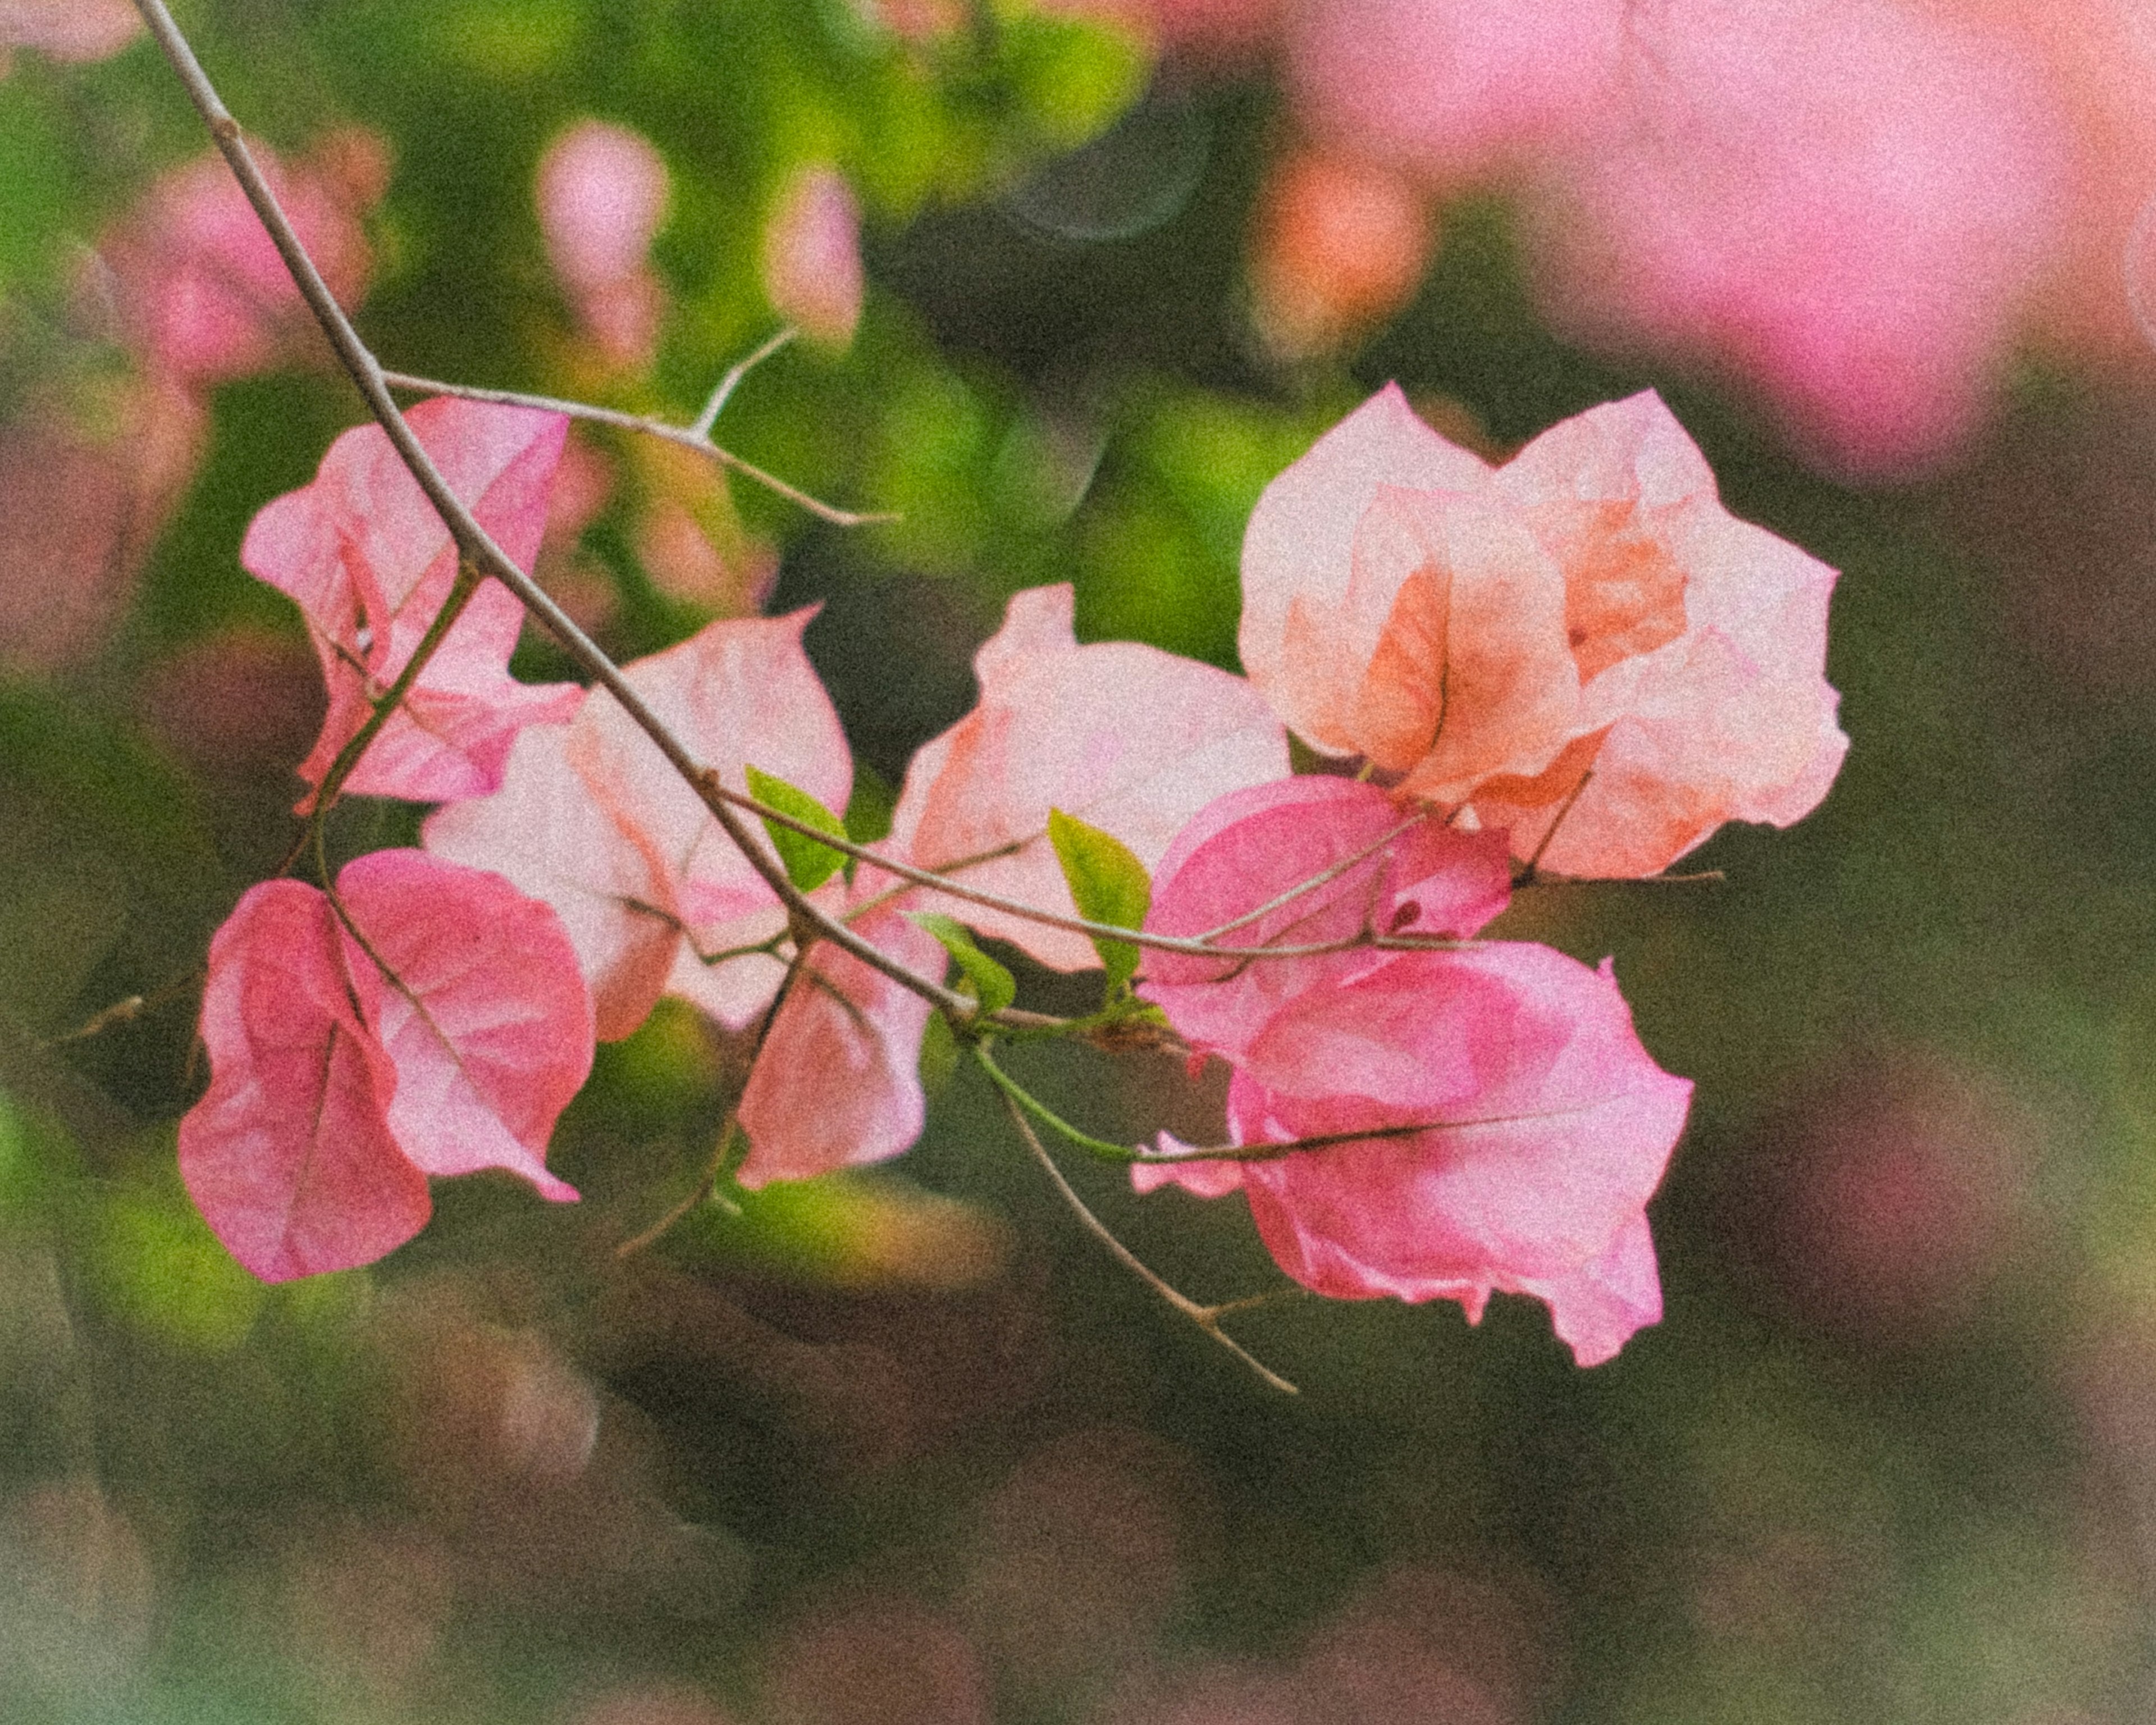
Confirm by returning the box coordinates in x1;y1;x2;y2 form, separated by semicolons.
179;379;1844;1370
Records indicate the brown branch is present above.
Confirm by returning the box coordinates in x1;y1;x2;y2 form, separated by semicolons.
378;364;897;528
127;0;972;1024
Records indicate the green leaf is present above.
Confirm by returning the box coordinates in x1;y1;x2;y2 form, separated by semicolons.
746;764;848;892
1047;808;1150;993
906;913;1017;1019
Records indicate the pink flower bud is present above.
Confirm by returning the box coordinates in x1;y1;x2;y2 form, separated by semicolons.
535;120;670;296
0;0;141;66
761;165;865;350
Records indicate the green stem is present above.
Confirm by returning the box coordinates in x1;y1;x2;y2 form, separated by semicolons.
310;560;484;817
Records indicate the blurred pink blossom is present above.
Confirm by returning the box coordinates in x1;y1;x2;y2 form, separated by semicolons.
1249;148;1435;358
1528;0;2065;478
1130;0;2085;472
761;165;865;350
98;138;381;386
0;0;141;67
1745;1053;2041;1342
1289;0;1615;190
536;120;670;368
0;378;205;672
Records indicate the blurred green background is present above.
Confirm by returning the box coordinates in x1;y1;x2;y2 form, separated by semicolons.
4;3;2155;1722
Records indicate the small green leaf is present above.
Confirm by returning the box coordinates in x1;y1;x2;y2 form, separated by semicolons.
906;912;1017;1019
746;764;848;892
1047;808;1150;993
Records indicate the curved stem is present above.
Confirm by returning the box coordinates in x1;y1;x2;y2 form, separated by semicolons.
379;369;896;528
614;1114;746;1258
691;325;794;436
990;1062;1297;1396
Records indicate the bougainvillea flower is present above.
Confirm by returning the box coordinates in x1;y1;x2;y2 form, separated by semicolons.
1240;386;1846;877
1139;775;1511;1060
1136;944;1689;1365
241;396;581;807
427;610;851;1043
98;141;380;385
761;165;865;350
179;852;592;1283
569;608;851;988
735;884;947;1188
889;583;1289;971
426;715;680;1043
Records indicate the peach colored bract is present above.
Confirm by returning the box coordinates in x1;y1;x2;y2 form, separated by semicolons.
1240;385;1847;878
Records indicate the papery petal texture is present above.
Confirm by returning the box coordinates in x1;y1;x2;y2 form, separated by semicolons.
568;608;852;957
1219;946;1689;1364
177;880;429;1284
335;850;592;1201
423;718;681;1042
1240;385;1490;754
889;584;1290;970
1239;385;1846;876
735;887;945;1187
1140;775;1510;1061
242;396;579;807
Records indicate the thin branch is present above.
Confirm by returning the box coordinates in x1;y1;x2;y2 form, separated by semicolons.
129;0;971;1025
1519;867;1726;891
308;560;482;815
614;1114;746;1258
710;783;1469;964
1193;810;1433;942
1516;768;1594;885
379;368;896;528
691;325;794;436
990;1061;1298;1395
974;1043;1544;1169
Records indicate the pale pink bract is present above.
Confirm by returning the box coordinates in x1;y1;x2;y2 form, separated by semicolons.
1139;775;1511;1061
761;165;866;351
241;396;581;807
889;583;1290;972
734;887;947;1189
